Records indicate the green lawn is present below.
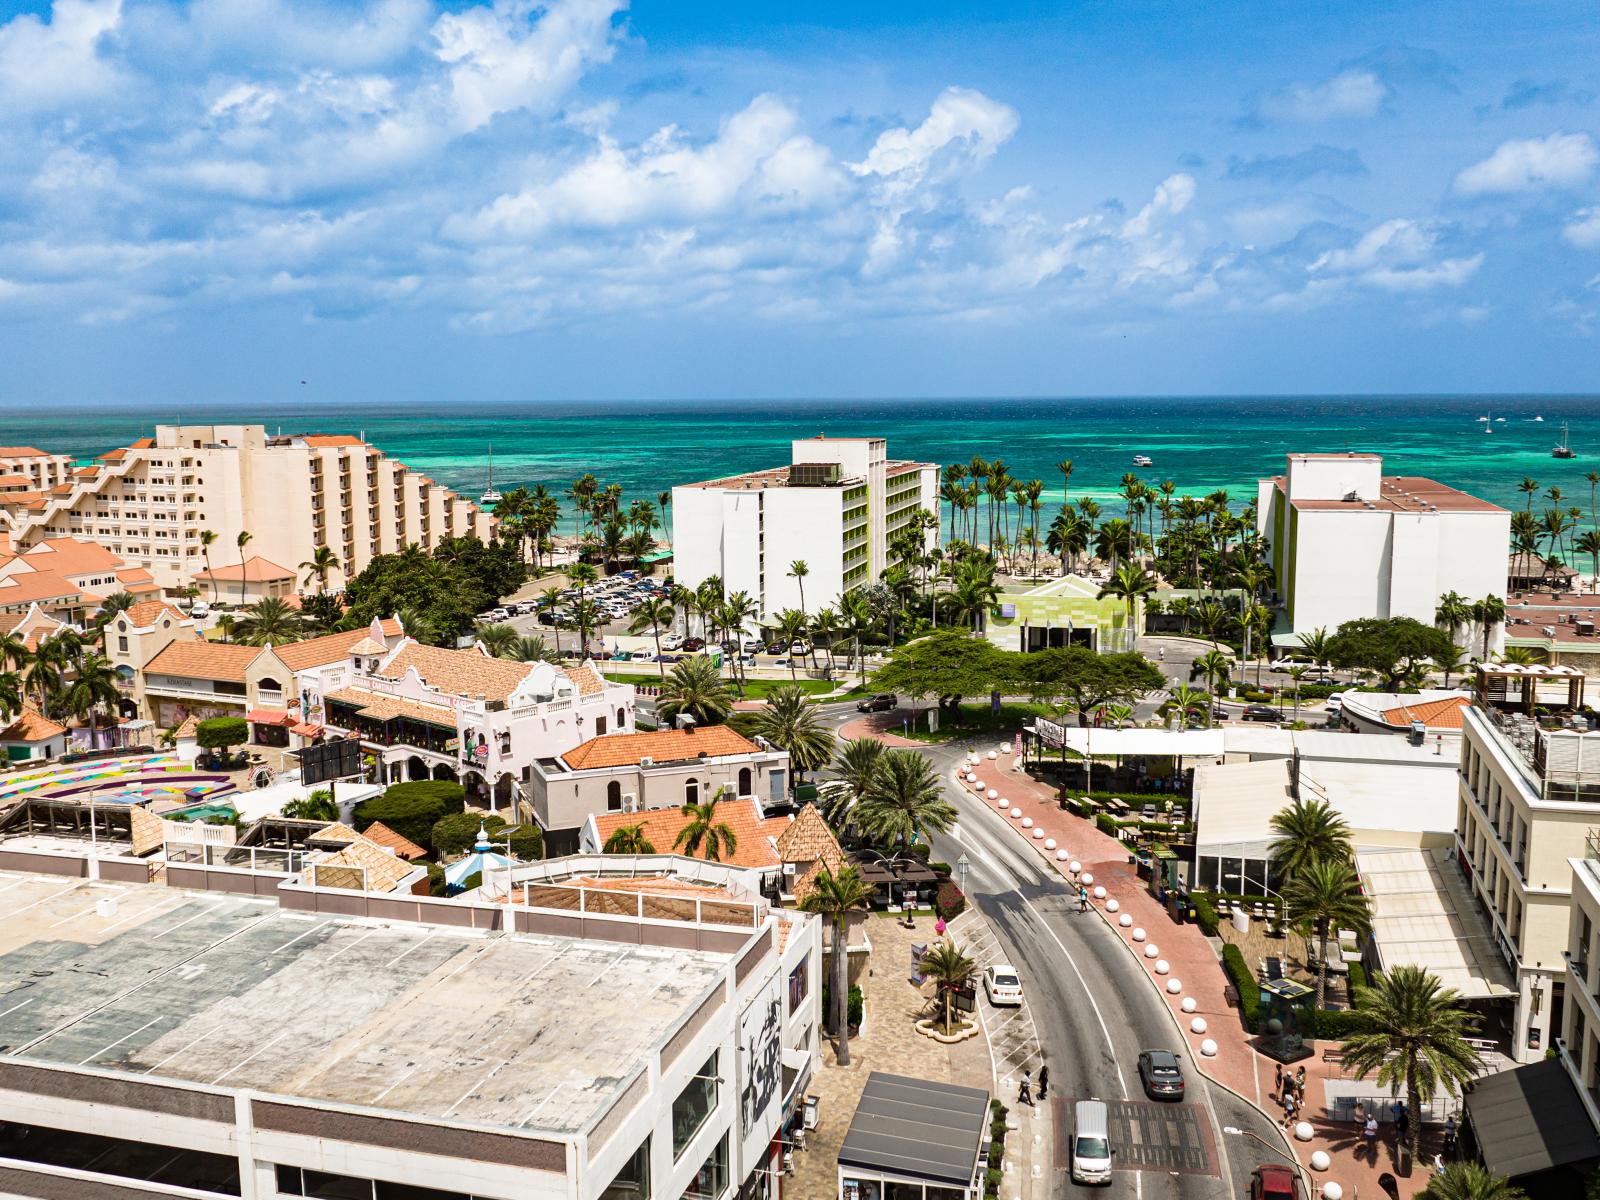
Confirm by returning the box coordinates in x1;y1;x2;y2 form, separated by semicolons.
599;670;838;700
898;701;1052;743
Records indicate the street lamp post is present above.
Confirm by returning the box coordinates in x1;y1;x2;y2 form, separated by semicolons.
955;852;971;893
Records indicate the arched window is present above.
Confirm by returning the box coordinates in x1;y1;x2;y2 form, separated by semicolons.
738;768;752;796
617;707;627;729
607;780;623;811
685;778;700;805
595;715;608;736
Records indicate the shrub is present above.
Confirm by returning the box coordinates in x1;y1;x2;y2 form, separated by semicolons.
1347;962;1368;997
432;811;501;857
1221;942;1259;1032
1300;1006;1366;1041
282;789;339;822
935;881;967;921
1193;893;1219;937
457;871;483;893
504;824;543;861
847;985;864;1029
353;780;465;849
986;1168;1003;1193
928;861;952;877
1095;813;1119;835
426;862;447;897
196;716;248;754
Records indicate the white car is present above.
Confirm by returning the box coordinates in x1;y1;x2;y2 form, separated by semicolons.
660;635;684;651
983;965;1024;1007
1267;657;1309;673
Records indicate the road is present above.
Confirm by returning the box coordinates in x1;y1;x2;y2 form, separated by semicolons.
920;738;1292;1199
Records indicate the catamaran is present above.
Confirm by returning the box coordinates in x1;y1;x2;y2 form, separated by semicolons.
480;444;503;504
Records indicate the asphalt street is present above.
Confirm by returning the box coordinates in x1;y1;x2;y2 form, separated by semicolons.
921;738;1294;1199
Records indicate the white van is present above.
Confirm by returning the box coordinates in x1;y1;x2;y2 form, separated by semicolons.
1071;1099;1113;1186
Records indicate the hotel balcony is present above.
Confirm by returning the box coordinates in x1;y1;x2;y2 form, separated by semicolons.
1472;667;1600;804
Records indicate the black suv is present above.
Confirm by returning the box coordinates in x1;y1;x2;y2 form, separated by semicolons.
856;693;898;713
1242;704;1281;723
1137;1049;1185;1100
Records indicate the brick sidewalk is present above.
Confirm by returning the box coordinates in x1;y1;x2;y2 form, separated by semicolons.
837;714;919;746
956;750;1441;1199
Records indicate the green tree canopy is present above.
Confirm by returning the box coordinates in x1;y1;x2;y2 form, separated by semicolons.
1326;617;1454;691
282;789;338;822
869;632;1016;708
342;537;527;645
195;716;249;754
352;780;466;849
1021;645;1166;726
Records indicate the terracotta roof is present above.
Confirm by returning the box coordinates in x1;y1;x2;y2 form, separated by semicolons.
307;822;361;846
324;687;456;728
0;447;49;458
562;726;762;771
146;639;262;683
360;820;428;861
375;642;536;703
172;715;200;739
310;836;415;892
18;537;125;574
563;661;608;696
302;435;366;447
589;799;789;869
122;600;187;628
1381;696;1472;730
0;474;31;487
775;804;843;865
193;555;295;582
272;619;401;672
563;875;729;898
347;636;387;656
0;572;82;605
0;706;66;742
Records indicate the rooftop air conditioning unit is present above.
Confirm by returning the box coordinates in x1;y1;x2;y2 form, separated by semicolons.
622;792;639;813
783;862;796;876
639;756;654;768
1543;626;1557;637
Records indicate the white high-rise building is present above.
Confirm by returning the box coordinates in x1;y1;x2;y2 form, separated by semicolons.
672;437;937;618
1256;452;1509;639
0;426;493;596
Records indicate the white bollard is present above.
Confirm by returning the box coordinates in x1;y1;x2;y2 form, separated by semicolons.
1010;807;1023;819
1309;1151;1331;1172
1105;899;1120;913
1069;860;1082;875
1032;828;1045;840
997;796;1009;809
1199;1038;1218;1057
1180;996;1197;1013
1118;914;1133;927
1144;944;1160;959
1044;838;1057;850
988;789;1000;800
1132;927;1146;941
1190;1017;1207;1034
1166;978;1182;994
987;750;998;760
1092;886;1106;900
1154;960;1170;975
1294;1122;1314;1143
1056;849;1070;862
1021;817;1034;829
1321;1184;1343;1200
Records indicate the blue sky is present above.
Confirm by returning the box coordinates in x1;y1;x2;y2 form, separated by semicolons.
0;0;1598;403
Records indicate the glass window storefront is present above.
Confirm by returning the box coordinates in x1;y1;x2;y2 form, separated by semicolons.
599;1136;651;1200
673;1052;719;1159
679;1134;728;1200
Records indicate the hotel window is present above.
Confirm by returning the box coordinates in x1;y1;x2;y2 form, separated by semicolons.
679;1133;728;1200
685;778;700;805
608;780;623;811
672;1051;719;1159
274;1166;478;1200
601;1137;653;1199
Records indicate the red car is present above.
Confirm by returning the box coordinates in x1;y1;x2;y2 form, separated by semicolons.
1249;1164;1299;1200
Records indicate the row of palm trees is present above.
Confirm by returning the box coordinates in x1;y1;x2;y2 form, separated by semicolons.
0;622;120;744
490;481;669;571
1512;473;1600;589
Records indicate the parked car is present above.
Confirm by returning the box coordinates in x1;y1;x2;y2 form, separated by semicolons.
681;637;706;651
660;635;684;651
983;965;1024;1007
1267;657;1310;673
743;640;764;653
1248;1164;1299;1200
1136;1049;1185;1100
1211;704;1231;722
766;642;788;655
856;693;898;713
1242;704;1280;723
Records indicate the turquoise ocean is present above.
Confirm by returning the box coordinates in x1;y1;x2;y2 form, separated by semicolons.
2;395;1596;529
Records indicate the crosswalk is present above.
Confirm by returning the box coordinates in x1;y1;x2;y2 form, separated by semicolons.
950;910;1044;1082
1050;1097;1217;1175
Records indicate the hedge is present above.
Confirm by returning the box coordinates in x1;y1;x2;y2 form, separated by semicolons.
935;881;968;921
1095;813;1119;836
1221;942;1260;1032
196;716;249;752
1298;1005;1366;1041
1193;893;1219;937
1347;962;1368;997
352;780;466;849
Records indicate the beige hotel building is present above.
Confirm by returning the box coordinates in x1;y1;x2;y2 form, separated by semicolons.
0;426;492;597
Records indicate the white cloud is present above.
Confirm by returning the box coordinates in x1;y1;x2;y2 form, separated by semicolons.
1563;206;1600;249
432;0;624;132
1254;68;1387;122
1121;173;1195;239
1308;218;1482;292
0;0;124;110
1454;132;1598;196
851;86;1018;184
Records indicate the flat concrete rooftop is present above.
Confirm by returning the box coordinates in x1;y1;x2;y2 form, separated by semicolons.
0;871;729;1135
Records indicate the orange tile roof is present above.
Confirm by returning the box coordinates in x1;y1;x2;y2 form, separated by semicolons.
0;447;49;458
1382;696;1471;730
310;836;416;892
562;726;761;771
0;706;67;742
193;555;295;582
589;799;789;869
563;661;607;696
0;474;30;487
303;435;366;447
324;686;456;728
18;537;127;575
145;640;262;683
273;619;401;673
0;572;83;605
121;600;187;628
375;642;535;703
361;820;428;861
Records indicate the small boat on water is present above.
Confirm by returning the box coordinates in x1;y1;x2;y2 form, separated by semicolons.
1132;454;1154;467
1476;415;1490;422
1495;417;1507;423
480;444;503;505
1553;422;1578;460
1534;415;1545;422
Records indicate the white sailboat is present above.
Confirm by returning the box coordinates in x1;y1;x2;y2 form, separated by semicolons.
480;444;502;505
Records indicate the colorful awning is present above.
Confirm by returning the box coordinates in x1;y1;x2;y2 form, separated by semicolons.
247;708;292;726
290;722;323;737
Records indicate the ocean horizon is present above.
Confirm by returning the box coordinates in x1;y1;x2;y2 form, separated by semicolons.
3;394;1596;519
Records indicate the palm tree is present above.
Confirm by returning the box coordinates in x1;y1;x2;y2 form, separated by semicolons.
1498;645;1541;665
856;749;958;851
1098;563;1156;649
234;597;305;646
0;628;29;672
630;597;676;679
673;800;738;861
1341;965;1482;1164
1423;1163;1525;1200
1576;529;1600;595
1434;591;1472;647
60;651;120;748
773;609;809;681
1299;626;1333;672
800;865;873;1064
750;685;833;786
572;597;603;657
199;530;220;603
511;634;558;663
1188;650;1232;724
1284;858;1371;1011
475;622;520;658
1431;643;1467;687
921;940;977;1035
395;604;435;645
234;530;253;606
0;670;22;719
1472;594;1507;659
788;560;809;614
827;737;885;826
1159;684;1208;728
604;824;657;854
1268;798;1353;882
299;545;341;595
657;655;734;727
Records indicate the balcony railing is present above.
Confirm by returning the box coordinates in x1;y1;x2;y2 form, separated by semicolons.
1481;704;1600;803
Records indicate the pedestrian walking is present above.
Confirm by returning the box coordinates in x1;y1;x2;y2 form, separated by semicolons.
1295;1065;1306;1096
1364;1115;1379;1161
1274;1063;1284;1095
1283;1092;1298;1127
1078;886;1089;913
1397;1106;1410;1144
1038;1065;1049;1099
1018;1072;1034;1108
1443;1115;1457;1158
